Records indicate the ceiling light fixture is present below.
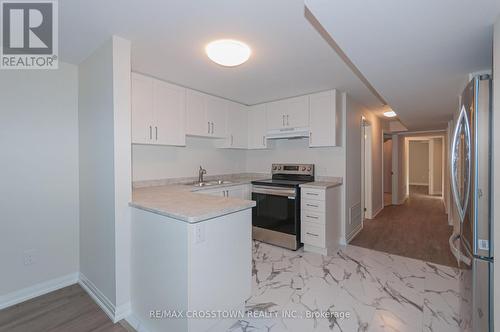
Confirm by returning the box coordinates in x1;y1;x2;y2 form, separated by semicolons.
205;39;251;67
383;110;397;118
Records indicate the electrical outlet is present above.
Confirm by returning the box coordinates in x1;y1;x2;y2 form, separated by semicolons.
194;224;205;244
23;249;36;266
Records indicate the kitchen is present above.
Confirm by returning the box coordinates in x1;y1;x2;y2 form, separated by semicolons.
1;1;499;332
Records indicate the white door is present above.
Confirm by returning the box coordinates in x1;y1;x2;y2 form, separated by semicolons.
309;91;334;147
153;80;186;146
186;89;209;137
197;188;225;197
206;95;227;138
131;73;154;144
266;100;286;130
225;102;248;148
285;95;309;128
248;104;267;149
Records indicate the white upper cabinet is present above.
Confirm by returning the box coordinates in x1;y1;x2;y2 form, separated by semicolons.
309;89;343;147
247;104;267;149
186;90;227;138
222;101;248;149
205;95;227;138
266;95;309;130
186;89;208;137
131;73;154;144
153;79;186;146
131;73;186;146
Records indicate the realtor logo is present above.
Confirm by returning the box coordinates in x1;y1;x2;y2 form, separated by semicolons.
1;0;58;69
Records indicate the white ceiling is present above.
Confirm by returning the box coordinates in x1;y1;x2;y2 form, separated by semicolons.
305;0;500;131
59;0;382;108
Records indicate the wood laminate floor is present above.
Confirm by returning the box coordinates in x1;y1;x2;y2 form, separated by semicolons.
0;284;135;332
350;185;457;267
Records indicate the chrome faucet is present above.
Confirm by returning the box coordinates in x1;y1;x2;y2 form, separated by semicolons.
198;166;207;183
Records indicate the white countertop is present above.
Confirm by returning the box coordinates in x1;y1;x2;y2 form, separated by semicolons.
129;174;266;223
299;177;343;189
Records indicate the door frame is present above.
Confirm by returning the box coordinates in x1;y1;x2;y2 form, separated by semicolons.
361;117;373;220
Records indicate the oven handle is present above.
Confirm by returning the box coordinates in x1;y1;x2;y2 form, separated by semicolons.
252;186;296;198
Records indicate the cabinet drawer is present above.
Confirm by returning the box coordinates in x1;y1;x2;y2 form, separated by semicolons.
302;211;325;224
301;221;325;247
301;188;325;201
302;199;325;213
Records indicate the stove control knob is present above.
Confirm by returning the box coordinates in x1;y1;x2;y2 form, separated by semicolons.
307;167;311;171
301;167;306;171
278;166;282;170
272;166;277;170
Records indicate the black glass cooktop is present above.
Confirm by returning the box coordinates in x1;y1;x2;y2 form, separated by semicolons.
251;178;312;188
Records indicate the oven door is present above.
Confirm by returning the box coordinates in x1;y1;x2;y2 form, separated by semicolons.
252;186;300;250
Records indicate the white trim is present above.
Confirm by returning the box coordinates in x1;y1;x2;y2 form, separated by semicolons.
125;313;153;332
346;222;363;243
78;272;131;323
397;194;408;205
371;204;384;218
409;182;429;186
0;273;78;310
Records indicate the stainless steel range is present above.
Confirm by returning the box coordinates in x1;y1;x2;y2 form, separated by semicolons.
251;163;314;250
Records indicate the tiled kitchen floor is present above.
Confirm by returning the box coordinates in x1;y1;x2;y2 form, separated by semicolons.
228;241;468;332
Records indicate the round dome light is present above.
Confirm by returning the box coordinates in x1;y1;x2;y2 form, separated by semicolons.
205;39;251;67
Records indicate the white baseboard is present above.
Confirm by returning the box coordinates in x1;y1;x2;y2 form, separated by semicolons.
409;182;429;186
371;205;383;218
397;195;408;205
346;223;363;243
125;313;150;332
78;273;131;323
0;272;78;310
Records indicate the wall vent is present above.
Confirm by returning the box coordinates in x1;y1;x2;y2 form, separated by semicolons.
350;202;362;225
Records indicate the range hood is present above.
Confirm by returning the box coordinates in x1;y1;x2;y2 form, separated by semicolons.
266;127;310;139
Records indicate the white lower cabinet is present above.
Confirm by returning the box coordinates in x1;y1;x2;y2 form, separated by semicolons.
300;185;341;255
197;184;251;200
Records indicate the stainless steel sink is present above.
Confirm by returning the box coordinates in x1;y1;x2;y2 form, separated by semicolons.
209;180;233;185
190;180;232;187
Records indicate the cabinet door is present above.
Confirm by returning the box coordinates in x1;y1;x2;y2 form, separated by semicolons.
197;188;225;196
224;102;248;148
186;89;209;137
309;90;341;147
131;73;154;144
206;95;227;138
266;100;286;130
285;95;309;128
227;185;251;200
248;104;267;149
153;80;186;146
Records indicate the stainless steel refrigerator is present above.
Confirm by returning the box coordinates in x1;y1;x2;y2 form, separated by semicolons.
451;75;493;332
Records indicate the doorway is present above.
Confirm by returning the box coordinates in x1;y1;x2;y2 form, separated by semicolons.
383;134;393;206
361;118;372;220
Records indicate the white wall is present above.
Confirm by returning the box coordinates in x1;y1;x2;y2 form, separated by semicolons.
79;36;132;314
245;139;344;177
132;137;248;181
344;96;384;240
0;63;79;299
493;14;500;332
409;141;429;185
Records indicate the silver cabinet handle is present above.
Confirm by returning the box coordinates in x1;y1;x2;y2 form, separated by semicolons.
211;122;214;134
149;126;152;140
306;192;319;196
262;135;265;146
231;134;233;146
306;215;318;219
306;232;319;237
208;122;210;134
155;126;158;140
310;132;312;144
306;203;318;208
282;114;285;126
286;114;289;126
451;105;471;223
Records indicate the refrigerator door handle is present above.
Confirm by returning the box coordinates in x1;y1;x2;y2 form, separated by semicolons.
449;232;472;266
451;105;472;223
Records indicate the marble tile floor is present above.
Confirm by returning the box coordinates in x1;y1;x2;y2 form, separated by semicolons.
228;241;469;332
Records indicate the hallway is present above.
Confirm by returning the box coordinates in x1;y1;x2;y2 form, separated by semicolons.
350;186;457;267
